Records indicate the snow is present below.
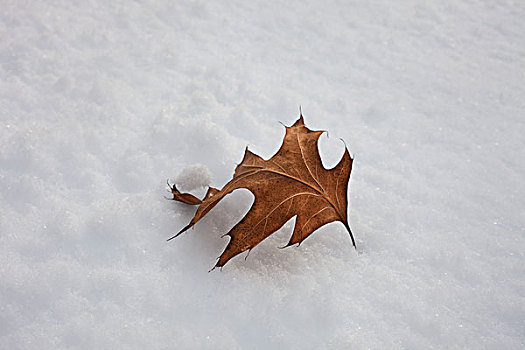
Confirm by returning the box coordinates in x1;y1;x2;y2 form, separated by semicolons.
1;0;524;348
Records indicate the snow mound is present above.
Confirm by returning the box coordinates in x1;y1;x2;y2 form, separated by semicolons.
174;164;213;192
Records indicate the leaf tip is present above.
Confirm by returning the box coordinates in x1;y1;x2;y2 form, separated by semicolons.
293;115;305;127
167;222;193;241
342;221;356;249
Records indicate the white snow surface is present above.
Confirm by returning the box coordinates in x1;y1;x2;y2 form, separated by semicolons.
1;1;524;349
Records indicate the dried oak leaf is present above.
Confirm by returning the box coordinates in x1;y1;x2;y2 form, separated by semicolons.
169;115;355;268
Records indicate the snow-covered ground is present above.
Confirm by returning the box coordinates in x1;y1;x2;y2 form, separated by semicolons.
1;0;524;348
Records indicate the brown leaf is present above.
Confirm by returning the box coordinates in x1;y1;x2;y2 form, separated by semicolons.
169;115;355;268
